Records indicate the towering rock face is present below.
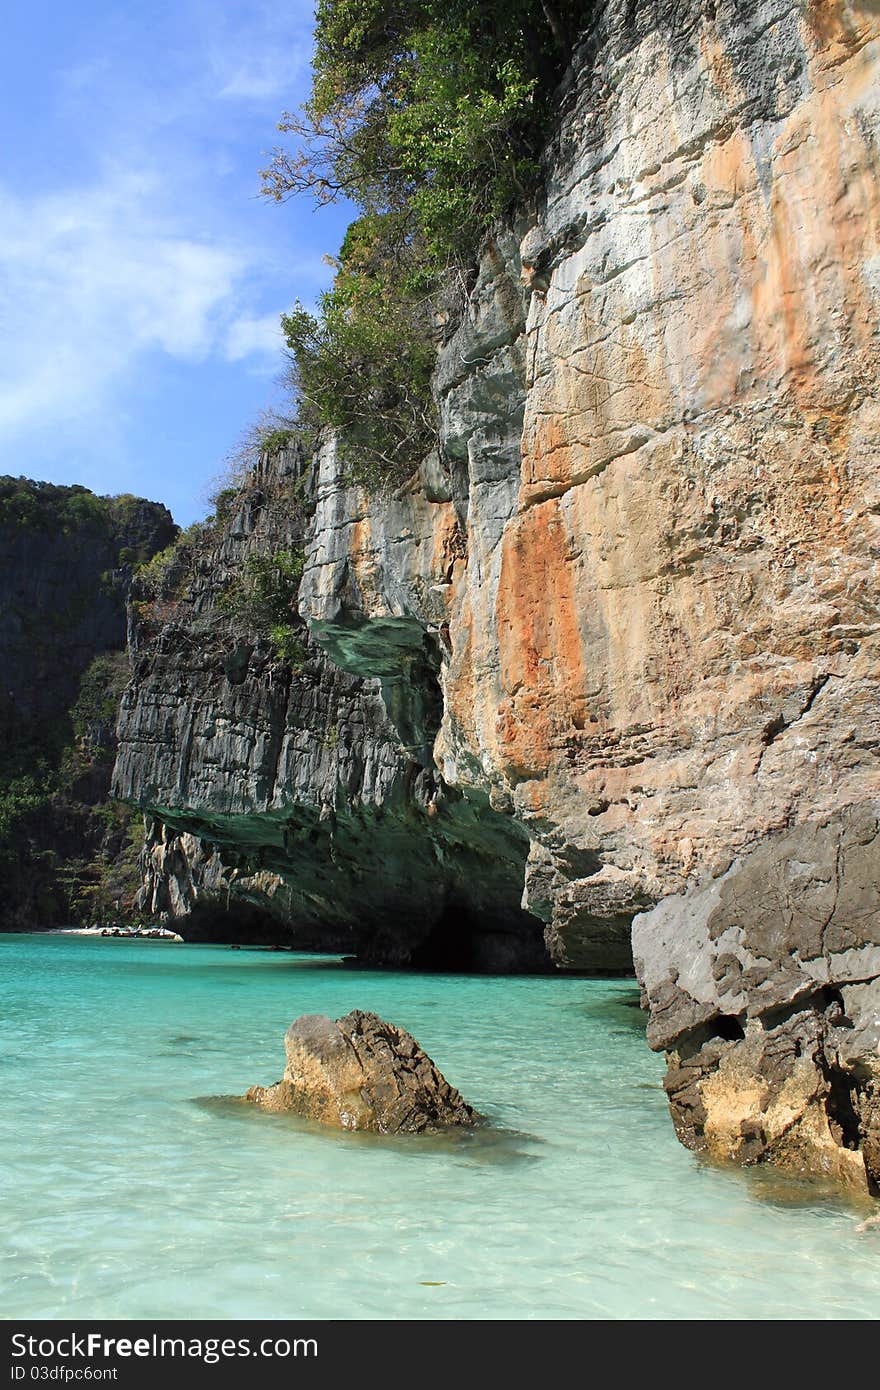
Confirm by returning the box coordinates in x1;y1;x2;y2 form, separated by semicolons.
1;482;175;735
116;0;880;1182
0;478;176;928
113;450;547;968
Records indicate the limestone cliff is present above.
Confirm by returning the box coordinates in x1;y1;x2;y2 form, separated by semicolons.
0;478;176;928
114;448;547;965
115;0;880;1186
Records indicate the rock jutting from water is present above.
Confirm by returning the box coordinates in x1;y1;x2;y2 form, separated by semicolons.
245;1010;479;1134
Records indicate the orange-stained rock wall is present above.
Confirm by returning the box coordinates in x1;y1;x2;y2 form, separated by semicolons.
302;0;880;973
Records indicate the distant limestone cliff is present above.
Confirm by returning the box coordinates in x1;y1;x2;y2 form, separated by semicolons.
114;0;880;1190
0;477;176;928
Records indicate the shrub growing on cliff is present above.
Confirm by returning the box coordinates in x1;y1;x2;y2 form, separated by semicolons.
264;0;584;484
135;521;215;605
260;427;298;456
220;410;302;482
70;652;129;749
208;413;310;523
219;549;307;668
135;544;179;598
281;213;438;484
263;0;580;262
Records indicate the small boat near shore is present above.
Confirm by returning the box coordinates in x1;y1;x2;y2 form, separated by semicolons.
55;924;184;942
99;924;184;941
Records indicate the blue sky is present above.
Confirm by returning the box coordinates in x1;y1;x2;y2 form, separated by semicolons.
0;0;353;524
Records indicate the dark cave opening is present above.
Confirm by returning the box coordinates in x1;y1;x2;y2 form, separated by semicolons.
180;897;353;951
714;1014;746;1041
407;896;551;975
180;899;289;944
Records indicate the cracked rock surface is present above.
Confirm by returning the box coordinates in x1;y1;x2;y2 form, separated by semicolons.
634;805;880;1189
245;1010;478;1134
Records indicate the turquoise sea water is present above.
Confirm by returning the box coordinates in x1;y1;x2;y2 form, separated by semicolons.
2;933;879;1321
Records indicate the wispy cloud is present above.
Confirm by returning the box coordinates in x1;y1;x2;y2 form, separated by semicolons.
208;0;313;103
0;166;261;437
224;311;286;362
0;0;345;519
218;53;309;103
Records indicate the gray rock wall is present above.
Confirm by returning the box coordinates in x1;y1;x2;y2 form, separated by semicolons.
114;447;547;969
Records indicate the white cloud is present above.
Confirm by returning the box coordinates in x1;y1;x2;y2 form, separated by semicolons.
218;54;308;103
208;1;313;103
0;166;271;437
0;0;343;509
224;311;285;362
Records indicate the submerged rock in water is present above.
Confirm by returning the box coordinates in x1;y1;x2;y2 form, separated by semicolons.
245;1009;478;1134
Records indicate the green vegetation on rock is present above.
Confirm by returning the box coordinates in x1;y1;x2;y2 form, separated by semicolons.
0;649;144;927
0;478;175;930
70;652;130;744
264;0;585;484
220;549;307;668
0;477;111;534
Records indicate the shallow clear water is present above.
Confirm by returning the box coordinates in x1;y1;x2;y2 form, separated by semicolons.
2;933;879;1320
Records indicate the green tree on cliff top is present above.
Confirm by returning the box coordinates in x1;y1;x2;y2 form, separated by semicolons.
264;0;585;483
